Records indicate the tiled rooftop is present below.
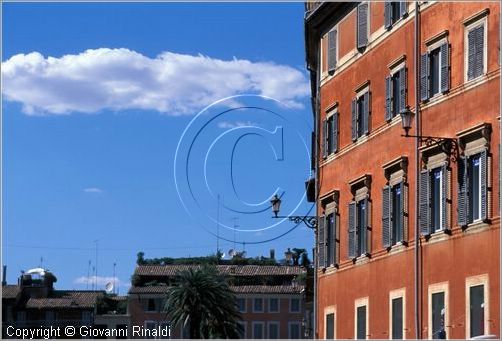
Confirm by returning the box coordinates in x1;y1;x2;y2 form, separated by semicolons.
135;264;305;277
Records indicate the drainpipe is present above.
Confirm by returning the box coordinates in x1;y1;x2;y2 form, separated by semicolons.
414;2;422;339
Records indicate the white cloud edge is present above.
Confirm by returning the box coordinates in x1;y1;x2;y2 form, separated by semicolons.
83;187;103;193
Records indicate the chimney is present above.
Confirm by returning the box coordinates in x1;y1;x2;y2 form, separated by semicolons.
2;265;6;286
269;249;275;260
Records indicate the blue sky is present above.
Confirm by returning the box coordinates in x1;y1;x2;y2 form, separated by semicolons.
2;2;314;292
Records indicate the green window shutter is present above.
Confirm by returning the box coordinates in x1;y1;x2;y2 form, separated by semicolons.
420;53;430;101
440;43;450;92
318;215;326;268
441;164;450;232
480;150;488;221
400;182;408;242
351;99;358;141
458;156;469;226
348;201;357;259
399;67;407;114
419;169;431;235
385;75;392;121
363;92;370;135
357;3;369;49
328;29;337;73
382;186;391;249
384;1;392;29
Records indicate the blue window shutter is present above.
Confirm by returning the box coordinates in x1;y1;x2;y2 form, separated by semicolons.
480;150;488;221
333;113;339;153
420;53;429;101
441;164;450;232
328;29;337;73
362;197;371;255
440;43;450;92
458;156;469;226
318;215;326;268
385;75;392;121
400;182;408;243
384;1;392;29
333;213;339;266
467;28;477;80
351;99;358;141
357;3;369;49
400;2;408;17
322;119;328;159
348;201;357;259
363;92;370;135
382;186;391;248
419;169;431;235
399;67;407;114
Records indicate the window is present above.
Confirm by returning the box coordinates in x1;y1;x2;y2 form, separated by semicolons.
348;175;371;259
147;298;156;312
269;298;279;313
268;322;280;339
420;42;450;101
159;321;170;339
326;213;335;266
288;322;301;339
253;298;263;312
431;292;446;339
45;311;55;323
357;2;369;50
82;311;92;322
322;111;338;158
391;297;403;339
356;305;367;339
465;14;487;81
327;29;337;73
458;151;488;226
351;89;370;141
252;322;264;339
237;322;246;339
430;167;443;232
144;321;157;340
469;285;485;337
290;298;301;313
237;298;246;313
420;165;449;235
325;313;335;339
318;191;339;268
384;1;407;29
385;67;406;121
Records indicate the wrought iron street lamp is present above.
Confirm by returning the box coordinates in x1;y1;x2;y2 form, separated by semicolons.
270;194;317;229
400;106;460;162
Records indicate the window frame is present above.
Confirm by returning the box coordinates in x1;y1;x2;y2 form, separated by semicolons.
465;274;489;338
237;297;247;313
430;166;444;232
356;2;370;50
253;297;264;313
288;321;302;339
237;321;247;339
352;84;371;142
252;321;265;339
349;175;372;260
144;321;158;340
464;14;488;82
267;321;280;339
427;282;449;340
324;306;336;339
289;297;301;313
268;297;279;313
389;288;406;339
468;153;483;223
354;297;369;340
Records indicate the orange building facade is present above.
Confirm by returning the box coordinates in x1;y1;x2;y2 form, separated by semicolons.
305;1;500;339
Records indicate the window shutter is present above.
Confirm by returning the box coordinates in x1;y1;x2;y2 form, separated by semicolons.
440;43;450;92
467;28;476;80
458;156;469;226
363;92;370;135
385;75;392;121
332;213;339;266
322;119;328;159
382;186;391;249
400;182;408;242
328;29;337;73
441;164;450;232
384;1;392;29
348;201;357;259
420;53;429;101
400;1;408;17
419;169;431;235
399;67;407;114
357;3;369;49
480;150;488;221
475;25;484;78
351;99;358;141
318;215;326;268
333;113;339;153
363;197;371;255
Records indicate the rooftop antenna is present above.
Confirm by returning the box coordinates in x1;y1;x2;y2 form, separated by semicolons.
39;257;43;268
86;260;91;290
113;262;117;295
92;266;95;290
232;217;239;251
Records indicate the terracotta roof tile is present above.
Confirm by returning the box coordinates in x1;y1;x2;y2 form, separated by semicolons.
128;284;303;295
128;286;171;294
25;291;104;309
2;285;20;299
135;265;305;277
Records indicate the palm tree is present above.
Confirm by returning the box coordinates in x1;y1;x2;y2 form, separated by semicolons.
164;265;243;338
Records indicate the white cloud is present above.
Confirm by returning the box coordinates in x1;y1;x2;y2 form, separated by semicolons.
83;187;103;194
217;120;256;129
2;48;310;115
74;275;124;288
